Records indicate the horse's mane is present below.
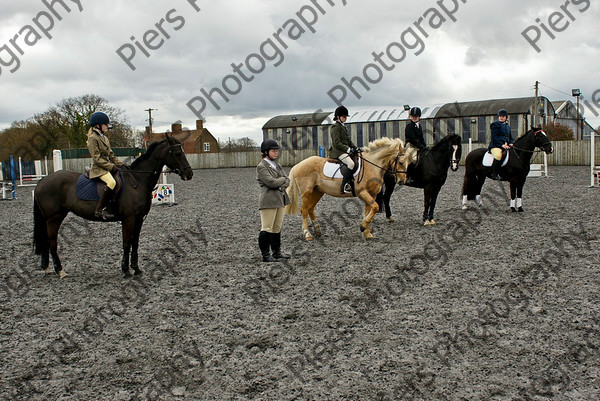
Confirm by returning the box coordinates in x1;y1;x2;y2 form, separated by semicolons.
363;137;404;160
430;134;459;152
131;139;166;168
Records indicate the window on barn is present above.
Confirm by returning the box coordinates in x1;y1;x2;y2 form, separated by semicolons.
204;143;210;152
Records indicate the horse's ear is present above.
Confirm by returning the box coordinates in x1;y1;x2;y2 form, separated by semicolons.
165;132;173;143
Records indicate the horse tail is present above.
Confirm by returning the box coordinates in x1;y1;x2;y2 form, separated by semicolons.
285;166;300;215
33;196;48;255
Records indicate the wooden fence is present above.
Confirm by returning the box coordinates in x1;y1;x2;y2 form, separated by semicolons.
53;141;599;172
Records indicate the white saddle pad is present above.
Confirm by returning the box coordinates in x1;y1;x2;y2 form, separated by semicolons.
323;158;362;179
482;151;509;167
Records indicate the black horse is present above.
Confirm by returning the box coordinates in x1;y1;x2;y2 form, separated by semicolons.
461;127;553;212
33;134;193;278
376;134;462;225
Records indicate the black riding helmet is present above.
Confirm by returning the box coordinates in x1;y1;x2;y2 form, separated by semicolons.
498;109;508;117
410;107;422;117
261;139;280;155
89;111;113;128
334;106;349;118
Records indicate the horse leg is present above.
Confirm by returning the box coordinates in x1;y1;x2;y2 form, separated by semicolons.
307;191;324;237
301;191;315;241
47;213;68;278
516;179;525;212
425;187;441;226
509;181;517;212
358;194;379;239
423;187;432;225
130;215;144;275
383;178;396;222
121;215;135;277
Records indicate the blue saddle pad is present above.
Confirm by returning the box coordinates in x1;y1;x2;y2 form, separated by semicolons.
76;174;101;201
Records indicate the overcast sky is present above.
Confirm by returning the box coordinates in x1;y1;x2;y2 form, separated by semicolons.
1;0;599;144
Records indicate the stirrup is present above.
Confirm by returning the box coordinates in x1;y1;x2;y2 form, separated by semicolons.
101;207;115;220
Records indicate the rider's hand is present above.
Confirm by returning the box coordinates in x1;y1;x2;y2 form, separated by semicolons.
111;165;119;174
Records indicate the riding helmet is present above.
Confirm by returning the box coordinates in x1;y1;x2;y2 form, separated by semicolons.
409;107;422;117
89;111;112;127
334;106;349;117
498;109;509;117
261;139;280;154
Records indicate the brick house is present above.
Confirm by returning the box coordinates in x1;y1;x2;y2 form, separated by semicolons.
146;119;220;153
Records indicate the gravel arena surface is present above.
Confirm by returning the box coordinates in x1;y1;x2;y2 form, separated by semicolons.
1;166;599;401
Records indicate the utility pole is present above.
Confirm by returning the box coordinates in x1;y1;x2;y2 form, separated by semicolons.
145;108;156;148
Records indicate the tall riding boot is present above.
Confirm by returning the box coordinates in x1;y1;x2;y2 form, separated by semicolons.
258;231;276;262
95;186;115;220
490;158;502;180
270;233;290;259
340;168;355;195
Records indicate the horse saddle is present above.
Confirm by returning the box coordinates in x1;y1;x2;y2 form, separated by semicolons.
76;170;124;201
482;150;509;167
322;157;361;179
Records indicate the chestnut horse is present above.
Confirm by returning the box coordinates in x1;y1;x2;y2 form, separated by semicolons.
285;137;406;240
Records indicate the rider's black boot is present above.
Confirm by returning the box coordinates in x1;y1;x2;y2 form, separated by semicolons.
259;231;276;262
490;158;502;180
270;233;290;259
95;186;115;220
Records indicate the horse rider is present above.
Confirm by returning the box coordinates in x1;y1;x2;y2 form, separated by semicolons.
489;109;514;180
404;106;427;186
86;111;123;220
257;139;291;262
328;105;358;195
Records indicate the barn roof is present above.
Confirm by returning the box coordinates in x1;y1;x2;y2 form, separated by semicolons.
262;97;555;129
262;112;331;129
435;97;544;118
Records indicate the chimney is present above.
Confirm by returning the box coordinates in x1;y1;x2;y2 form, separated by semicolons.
196;119;204;131
172;123;182;133
145;126;151;134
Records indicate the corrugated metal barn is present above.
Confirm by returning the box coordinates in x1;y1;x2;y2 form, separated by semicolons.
262;96;596;150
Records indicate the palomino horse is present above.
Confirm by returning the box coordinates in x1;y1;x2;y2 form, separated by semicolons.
376;134;462;225
461;127;553;212
285;137;406;240
33;135;193;278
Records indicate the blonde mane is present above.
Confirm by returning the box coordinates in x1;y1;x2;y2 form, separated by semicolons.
362;137;404;160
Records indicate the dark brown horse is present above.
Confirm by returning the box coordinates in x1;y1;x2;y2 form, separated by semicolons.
33;135;193;278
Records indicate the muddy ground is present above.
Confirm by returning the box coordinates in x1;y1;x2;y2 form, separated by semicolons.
1;166;599;401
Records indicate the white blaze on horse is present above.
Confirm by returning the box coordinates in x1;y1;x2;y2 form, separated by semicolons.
285;137;406;240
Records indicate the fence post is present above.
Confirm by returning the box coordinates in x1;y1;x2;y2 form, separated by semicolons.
10;156;16;199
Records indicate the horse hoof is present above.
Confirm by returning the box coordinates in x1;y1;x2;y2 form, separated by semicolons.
134;269;143;276
123;271;133;278
429;219;436;225
360;224;366;232
461;205;468;211
518;207;524;212
305;235;314;241
57;270;68;279
423;220;430;226
364;233;375;239
510;207;517;212
387;216;395;223
45;267;54;275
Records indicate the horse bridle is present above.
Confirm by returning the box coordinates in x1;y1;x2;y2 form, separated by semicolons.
511;129;552;153
122;143;190;176
166;143;191;175
357;152;406;184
